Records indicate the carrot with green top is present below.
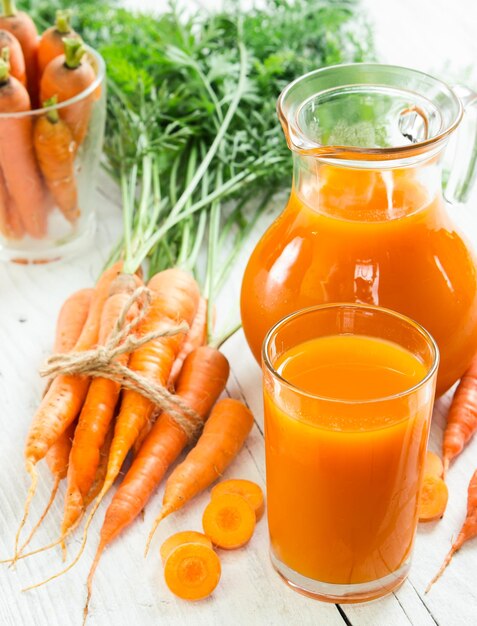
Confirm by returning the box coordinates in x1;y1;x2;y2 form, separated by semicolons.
0;57;47;238
0;165;22;239
40;38;96;145
34;96;79;223
0;30;25;85
14;262;123;560
145;398;254;551
38;10;79;76
0;0;38;104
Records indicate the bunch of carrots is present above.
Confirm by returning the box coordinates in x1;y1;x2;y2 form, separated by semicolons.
8;260;256;620
417;355;477;591
0;1;97;242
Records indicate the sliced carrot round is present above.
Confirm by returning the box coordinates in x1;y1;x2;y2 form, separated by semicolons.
211;479;265;521
160;531;212;564
163;542;221;600
424;451;444;479
418;475;449;522
202;493;256;549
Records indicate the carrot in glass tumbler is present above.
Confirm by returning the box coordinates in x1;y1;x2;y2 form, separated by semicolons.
38;10;80;76
0;30;25;85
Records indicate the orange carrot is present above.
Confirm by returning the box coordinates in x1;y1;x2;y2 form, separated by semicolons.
147;398;254;546
52;288;94;355
427;469;477;591
211;479;265;521
0;29;25;85
93;269;199;500
0;164;22;239
443;355;477;474
83;423;115;508
424;451;444;479
0;58;47;238
15;262;123;558
40;38;96;145
0;0;38;105
89;346;228;569
202;493;256;549
61;273;141;539
418;475;448;522
38;10;79;77
163;542;221;601
34;96;79;223
169;297;208;386
160;531;212;564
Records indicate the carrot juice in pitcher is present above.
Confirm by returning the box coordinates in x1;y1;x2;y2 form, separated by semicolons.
241;64;477;395
263;304;439;602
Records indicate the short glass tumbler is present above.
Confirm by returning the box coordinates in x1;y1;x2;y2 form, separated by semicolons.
262;303;439;603
0;47;106;262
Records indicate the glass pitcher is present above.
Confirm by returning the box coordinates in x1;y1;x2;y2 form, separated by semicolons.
240;64;477;395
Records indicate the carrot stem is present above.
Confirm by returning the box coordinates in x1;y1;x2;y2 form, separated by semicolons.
42;95;59;123
1;0;17;17
0;57;9;83
55;9;72;34
64;38;85;70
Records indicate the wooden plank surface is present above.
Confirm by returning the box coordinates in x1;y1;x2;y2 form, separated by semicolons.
2;1;477;625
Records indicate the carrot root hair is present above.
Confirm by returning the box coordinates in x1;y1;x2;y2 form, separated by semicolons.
425;542;460;593
144;513;164;557
15;476;60;559
13;461;38;564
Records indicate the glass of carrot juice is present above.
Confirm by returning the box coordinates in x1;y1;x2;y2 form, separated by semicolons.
262;303;439;603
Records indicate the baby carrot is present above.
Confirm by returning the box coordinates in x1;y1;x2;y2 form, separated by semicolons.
0;58;47;238
0;0;38;105
34;96;79;223
427;469;477;591
38;10;79;77
40;38;96;145
443;355;477;474
0;29;25;85
147;399;254;547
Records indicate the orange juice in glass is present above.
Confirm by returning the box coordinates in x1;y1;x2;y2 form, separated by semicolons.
262;304;438;602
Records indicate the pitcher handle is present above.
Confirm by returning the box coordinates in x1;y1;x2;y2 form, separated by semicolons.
444;85;477;204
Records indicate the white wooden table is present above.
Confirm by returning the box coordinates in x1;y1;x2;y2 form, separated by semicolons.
1;1;477;625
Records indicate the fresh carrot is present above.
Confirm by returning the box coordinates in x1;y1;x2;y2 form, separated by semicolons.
61;273;141;539
418;475;449;522
52;288;94;355
0;29;25;85
443;355;477;474
88;346;228;576
160;531;212;563
202;493;256;549
211;479;265;522
0;164;23;239
92;269;199;501
83;423;115;508
424;450;444;479
146;398;254;547
427;469;477;591
38;10;79;77
40;38;96;146
15;262;123;558
34;96;79;223
168;297;208;386
0;58;47;239
163;542;221;601
0;0;38;105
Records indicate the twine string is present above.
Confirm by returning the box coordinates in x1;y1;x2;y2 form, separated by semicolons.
40;286;202;442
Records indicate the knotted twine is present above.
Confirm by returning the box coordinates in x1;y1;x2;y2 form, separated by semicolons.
40;286;203;442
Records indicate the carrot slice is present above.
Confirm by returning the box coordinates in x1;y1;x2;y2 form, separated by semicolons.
211;479;265;521
424;451;444;479
419;475;449;522
202;493;256;549
163;542;221;601
160;531;212;564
